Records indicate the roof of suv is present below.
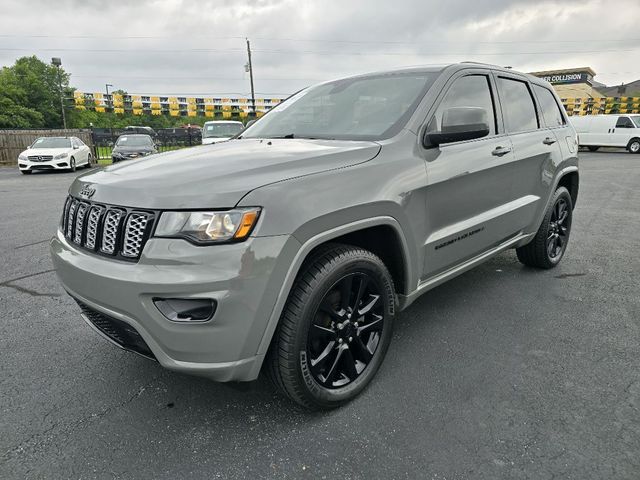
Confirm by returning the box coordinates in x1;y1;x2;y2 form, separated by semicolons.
324;62;548;87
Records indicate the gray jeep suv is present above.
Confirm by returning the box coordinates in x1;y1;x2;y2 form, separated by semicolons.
51;63;579;409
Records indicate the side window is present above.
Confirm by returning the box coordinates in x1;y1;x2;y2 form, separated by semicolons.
497;77;539;133
533;85;566;127
616;116;634;128
430;75;497;136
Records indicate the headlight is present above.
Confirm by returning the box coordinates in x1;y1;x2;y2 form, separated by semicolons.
18;153;27;160
55;153;68;159
154;208;261;243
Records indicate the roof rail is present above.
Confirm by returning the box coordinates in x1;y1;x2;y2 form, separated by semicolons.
460;61;503;68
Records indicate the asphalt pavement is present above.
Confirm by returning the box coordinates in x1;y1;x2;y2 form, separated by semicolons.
1;151;639;479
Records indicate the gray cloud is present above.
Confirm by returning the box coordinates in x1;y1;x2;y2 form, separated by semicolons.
1;0;639;97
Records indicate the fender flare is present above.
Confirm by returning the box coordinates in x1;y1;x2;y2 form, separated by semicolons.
254;216;412;358
526;165;578;239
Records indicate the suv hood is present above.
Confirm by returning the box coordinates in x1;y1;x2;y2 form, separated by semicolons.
72;138;381;209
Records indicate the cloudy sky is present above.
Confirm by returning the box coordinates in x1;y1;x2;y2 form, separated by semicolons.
1;0;639;98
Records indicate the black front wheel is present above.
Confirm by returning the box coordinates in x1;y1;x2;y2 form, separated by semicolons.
266;244;396;409
516;186;573;269
69;157;76;172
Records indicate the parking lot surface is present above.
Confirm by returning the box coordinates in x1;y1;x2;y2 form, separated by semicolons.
1;151;639;479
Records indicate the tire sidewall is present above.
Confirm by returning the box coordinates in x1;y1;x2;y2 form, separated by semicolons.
70;157;76;172
291;254;395;408
629;139;640;154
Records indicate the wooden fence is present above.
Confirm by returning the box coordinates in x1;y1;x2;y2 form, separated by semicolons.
0;129;94;165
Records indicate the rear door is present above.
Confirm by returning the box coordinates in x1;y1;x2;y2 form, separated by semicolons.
493;74;565;232
422;70;518;278
532;83;577;168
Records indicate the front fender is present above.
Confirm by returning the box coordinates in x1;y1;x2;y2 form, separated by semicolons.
253;215;414;358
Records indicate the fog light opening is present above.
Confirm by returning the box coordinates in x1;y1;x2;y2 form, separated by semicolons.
153;298;216;322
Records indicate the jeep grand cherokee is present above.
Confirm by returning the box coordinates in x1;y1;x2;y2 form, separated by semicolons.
51;63;579;409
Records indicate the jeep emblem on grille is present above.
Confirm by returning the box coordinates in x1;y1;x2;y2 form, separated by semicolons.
79;185;96;199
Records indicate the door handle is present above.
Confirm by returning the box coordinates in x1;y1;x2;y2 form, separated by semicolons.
543;137;557;145
491;146;511;157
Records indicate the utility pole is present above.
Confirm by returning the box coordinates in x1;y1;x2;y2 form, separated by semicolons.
246;38;256;115
51;57;66;129
105;83;113;112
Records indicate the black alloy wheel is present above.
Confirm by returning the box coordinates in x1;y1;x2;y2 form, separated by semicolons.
266;244;395;409
546;196;570;261
307;272;384;389
516;186;573;269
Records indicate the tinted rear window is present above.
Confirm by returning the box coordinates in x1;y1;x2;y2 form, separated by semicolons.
497;78;539;133
533;85;566;127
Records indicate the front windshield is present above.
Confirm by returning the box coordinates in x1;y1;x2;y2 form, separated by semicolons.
632;116;640;128
31;137;71;149
116;136;153;147
241;71;438;141
203;123;244;138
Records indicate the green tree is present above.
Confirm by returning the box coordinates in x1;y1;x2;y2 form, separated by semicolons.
0;56;69;128
0;72;44;127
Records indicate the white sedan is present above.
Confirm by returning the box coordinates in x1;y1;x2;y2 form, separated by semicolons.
18;136;93;175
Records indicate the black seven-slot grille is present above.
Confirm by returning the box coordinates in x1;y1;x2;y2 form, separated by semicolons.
62;195;157;261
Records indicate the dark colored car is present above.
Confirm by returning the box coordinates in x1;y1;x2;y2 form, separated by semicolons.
124;126;157;137
111;134;157;163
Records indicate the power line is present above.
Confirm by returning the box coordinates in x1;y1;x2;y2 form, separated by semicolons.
0;47;638;56
1;33;639;45
70;74;321;81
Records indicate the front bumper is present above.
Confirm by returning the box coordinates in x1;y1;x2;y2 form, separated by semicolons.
112;152;154;162
51;229;299;381
19;159;70;170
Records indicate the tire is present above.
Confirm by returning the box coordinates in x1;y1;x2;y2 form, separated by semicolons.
69;157;76;172
628;138;640;154
516;186;573;269
587;146;600;152
266;243;396;410
86;154;94;168
21;170;32;175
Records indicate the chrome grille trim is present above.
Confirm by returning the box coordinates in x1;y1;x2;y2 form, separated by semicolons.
73;203;88;244
100;210;124;255
62;196;72;229
85;206;104;250
121;213;150;258
66;200;78;238
27;155;54;162
60;195;155;261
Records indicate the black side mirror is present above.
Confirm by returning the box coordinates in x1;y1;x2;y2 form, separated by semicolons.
424;107;490;147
